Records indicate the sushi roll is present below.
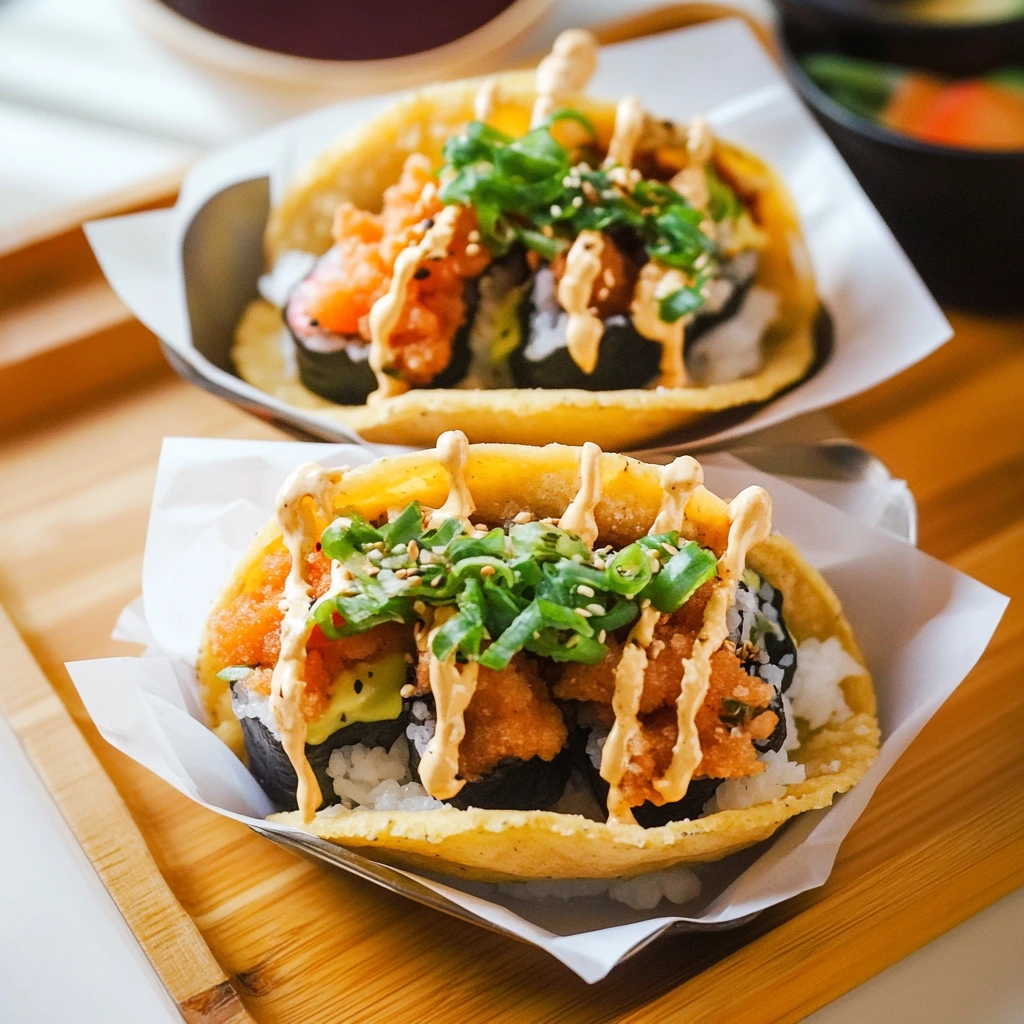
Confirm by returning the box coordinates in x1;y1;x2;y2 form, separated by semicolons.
199;433;879;881
558;563;799;826
285;248;478;406
225;653;411;810
405;654;573;811
233;28;820;449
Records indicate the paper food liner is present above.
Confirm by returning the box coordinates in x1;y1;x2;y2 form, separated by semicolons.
66;439;1006;981
83;20;951;452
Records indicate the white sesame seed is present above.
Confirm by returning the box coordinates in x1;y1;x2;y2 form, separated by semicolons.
367;566;380;576
512;510;533;524
465;242;481;256
480;565;496;577
577;608;592;618
663;543;679;555
586;603;606;617
407;540;419;559
593;557;606;570
577;584;595;598
392;543;407;554
400;684;415;698
405;576;423;587
571;195;583;208
367;549;383;562
431;545;446;555
395;568;409;579
430;575;444;588
550;204;562;216
468;229;480;242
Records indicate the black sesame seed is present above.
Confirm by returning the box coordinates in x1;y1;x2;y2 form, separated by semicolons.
414;267;430;280
315;541;321;551
423;217;435;229
341;713;347;723
309;318;320;327
354;679;363;694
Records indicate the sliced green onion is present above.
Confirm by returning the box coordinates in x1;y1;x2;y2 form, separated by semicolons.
588;597;639;634
479;600;544;670
509;521;590;563
605;543;653;596
431;579;487;661
320;512;381;565
421;516;464;549
642;541;718;613
380;502;423;549
447;527;505;562
451;555;516;588
525;630;607;664
215;666;253;683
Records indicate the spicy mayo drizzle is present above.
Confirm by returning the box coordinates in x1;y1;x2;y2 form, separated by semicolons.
417;430;480;798
631;262;690;388
558;232;606;374
604;96;646;171
653;485;772;804
670;116;715;226
600;456;705;824
270;462;345;822
559;441;602;547
531;29;599;126
367;205;462;403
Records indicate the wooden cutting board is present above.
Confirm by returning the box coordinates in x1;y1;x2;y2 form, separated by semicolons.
1;8;1022;1023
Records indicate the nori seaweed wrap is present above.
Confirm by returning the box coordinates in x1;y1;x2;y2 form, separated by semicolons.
407;695;573;812
509;253;761;392
285;253;478;405
229;651;412;811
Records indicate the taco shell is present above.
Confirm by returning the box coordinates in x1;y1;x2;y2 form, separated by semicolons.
233;73;819;448
200;444;878;881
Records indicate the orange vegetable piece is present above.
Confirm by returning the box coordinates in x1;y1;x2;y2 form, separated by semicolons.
880;72;946;135
915;81;1024;150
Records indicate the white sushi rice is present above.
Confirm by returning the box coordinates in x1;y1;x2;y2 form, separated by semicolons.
703;748;807;813
326;734;446;812
687;286;779;386
230;677;280;738
495;864;702;910
258;250;315;307
787;636;859;730
405;699;435;757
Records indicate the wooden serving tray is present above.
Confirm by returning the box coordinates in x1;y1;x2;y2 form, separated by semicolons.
1;8;1022;1023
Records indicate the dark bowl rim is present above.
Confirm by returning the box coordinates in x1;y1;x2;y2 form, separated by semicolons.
779;34;1024;161
775;0;1024;34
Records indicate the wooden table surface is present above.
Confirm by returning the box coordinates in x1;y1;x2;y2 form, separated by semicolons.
0;6;1021;1011
0;212;1022;1020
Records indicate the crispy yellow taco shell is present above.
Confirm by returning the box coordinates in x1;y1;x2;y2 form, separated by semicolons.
200;444;877;882
233;74;818;449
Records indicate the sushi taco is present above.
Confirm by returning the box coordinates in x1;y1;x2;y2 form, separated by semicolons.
234;29;819;449
200;432;879;881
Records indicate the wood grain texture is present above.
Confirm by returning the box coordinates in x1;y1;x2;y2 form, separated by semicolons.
0;8;1021;1022
0;605;254;1024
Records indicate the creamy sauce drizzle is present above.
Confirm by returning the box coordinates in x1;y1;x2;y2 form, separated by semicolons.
270;462;344;822
604;96;646;171
631;262;690;387
418;608;481;800
558;231;605;374
531;29;599;127
417;430;480;799
427;429;475;528
367;205;461;403
600;457;706;824
474;76;499;122
670;116;714;226
559;441;602;547
653;485;772;804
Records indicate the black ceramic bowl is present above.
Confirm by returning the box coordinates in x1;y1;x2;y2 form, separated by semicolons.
158;0;519;61
774;0;1024;313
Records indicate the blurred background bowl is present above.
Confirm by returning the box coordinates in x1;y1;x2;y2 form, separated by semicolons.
774;0;1024;313
128;0;554;92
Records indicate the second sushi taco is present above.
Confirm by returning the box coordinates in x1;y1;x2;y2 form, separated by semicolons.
235;29;819;448
199;432;878;881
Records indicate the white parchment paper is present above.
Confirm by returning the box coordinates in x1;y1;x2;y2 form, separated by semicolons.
65;439;1006;981
83;20;951;450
